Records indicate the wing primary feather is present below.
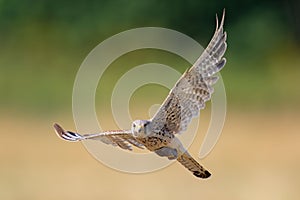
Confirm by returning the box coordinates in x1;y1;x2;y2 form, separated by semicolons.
215;13;219;31
54;123;83;142
220;9;226;30
216;57;226;71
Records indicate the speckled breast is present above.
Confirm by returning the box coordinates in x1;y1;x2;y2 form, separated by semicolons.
137;131;174;151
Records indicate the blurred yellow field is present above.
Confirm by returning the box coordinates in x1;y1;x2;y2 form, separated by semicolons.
1;111;299;200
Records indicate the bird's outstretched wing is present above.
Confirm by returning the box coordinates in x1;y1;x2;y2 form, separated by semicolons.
53;123;144;151
177;151;211;179
150;10;227;135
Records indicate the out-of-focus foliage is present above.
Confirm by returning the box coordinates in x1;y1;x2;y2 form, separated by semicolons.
0;0;299;114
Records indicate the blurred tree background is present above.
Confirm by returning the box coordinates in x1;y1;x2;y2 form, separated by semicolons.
0;0;299;115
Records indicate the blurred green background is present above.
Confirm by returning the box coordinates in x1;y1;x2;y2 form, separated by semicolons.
1;0;299;114
1;0;300;200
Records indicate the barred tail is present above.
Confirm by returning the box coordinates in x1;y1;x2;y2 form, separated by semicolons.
177;151;211;179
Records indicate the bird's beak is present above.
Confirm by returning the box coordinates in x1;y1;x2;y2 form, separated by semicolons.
137;125;142;133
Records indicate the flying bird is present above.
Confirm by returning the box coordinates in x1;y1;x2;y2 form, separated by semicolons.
54;10;227;179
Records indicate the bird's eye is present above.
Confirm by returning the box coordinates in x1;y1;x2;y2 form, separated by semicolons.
133;124;136;128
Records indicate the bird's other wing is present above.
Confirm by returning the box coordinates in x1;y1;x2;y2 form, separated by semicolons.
150;10;227;135
53;123;144;151
177;151;211;179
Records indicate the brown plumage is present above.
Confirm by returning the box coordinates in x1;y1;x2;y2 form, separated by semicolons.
53;9;227;179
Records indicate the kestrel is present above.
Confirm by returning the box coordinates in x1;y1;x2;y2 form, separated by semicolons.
54;10;227;179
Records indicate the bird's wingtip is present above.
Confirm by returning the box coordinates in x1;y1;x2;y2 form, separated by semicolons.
220;8;226;27
53;123;64;137
53;123;82;142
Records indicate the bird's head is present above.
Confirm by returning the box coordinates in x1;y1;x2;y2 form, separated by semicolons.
131;120;151;138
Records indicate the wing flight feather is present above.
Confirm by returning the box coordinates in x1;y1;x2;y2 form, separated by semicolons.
150;10;227;135
53;123;144;150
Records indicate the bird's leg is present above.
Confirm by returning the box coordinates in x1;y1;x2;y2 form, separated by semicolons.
154;147;178;160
